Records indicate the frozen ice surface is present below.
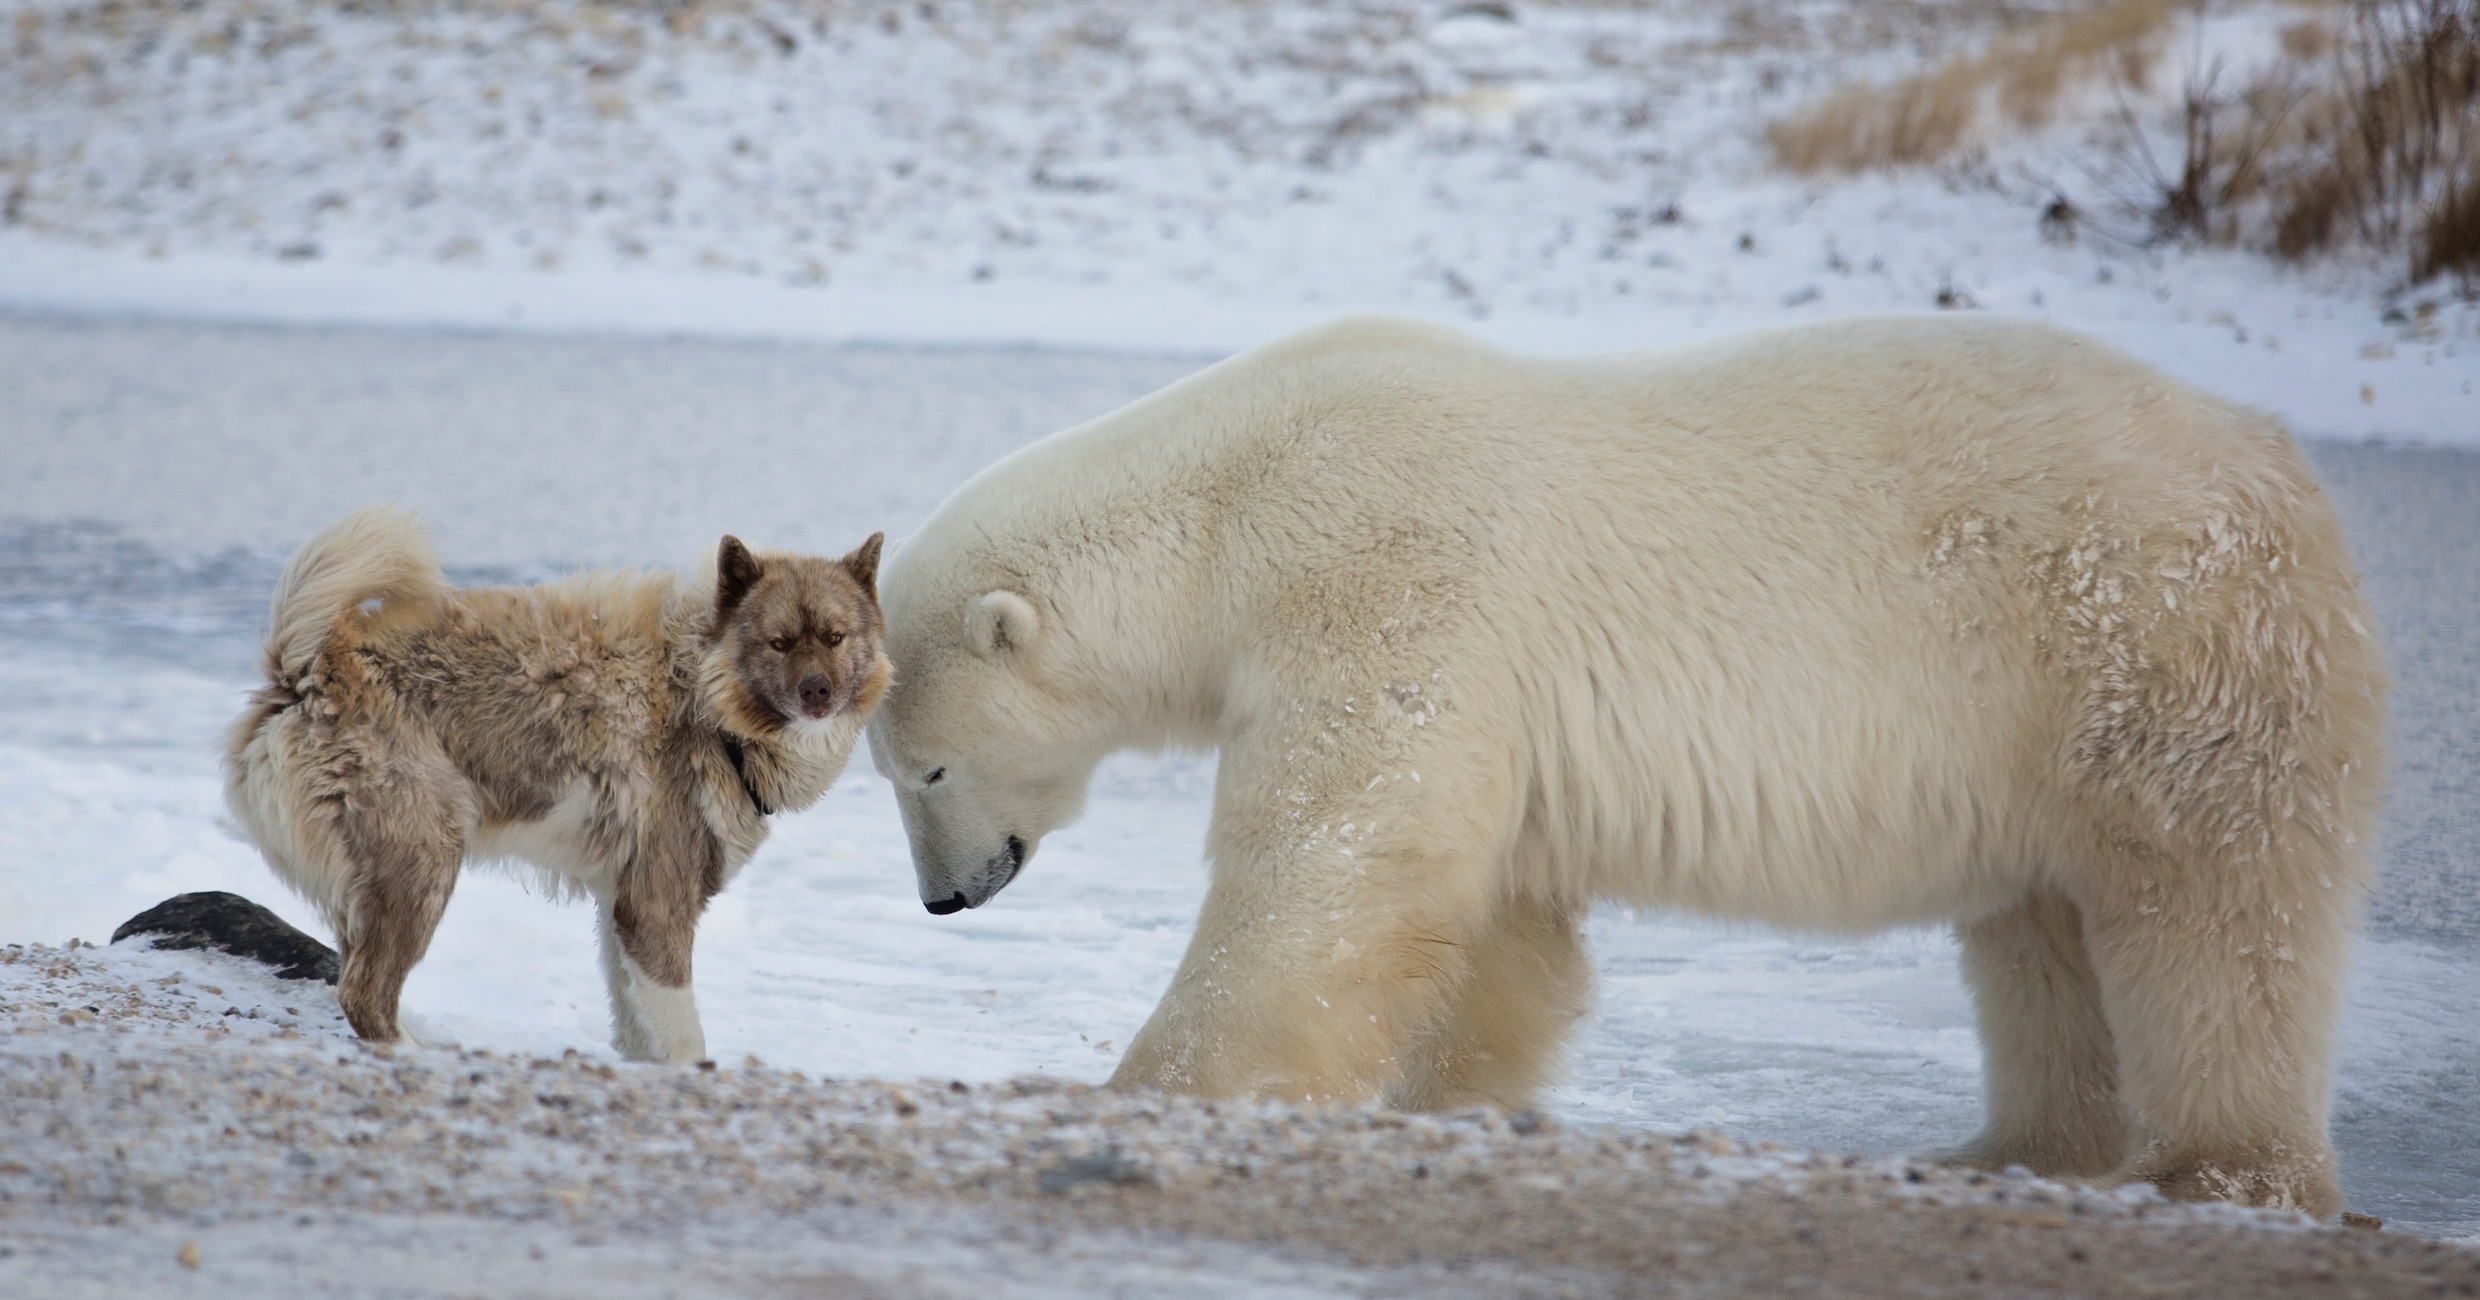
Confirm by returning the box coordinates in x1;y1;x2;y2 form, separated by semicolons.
0;315;2472;1238
0;314;1199;570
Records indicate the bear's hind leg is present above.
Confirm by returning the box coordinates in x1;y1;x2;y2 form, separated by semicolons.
1932;888;2126;1177
1387;895;1591;1112
2078;836;2353;1217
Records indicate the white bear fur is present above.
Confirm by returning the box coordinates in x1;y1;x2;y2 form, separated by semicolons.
867;315;2386;1216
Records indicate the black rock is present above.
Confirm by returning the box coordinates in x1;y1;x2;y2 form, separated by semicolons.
110;891;339;984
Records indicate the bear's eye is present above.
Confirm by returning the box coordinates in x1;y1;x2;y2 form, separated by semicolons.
825;631;845;647
923;767;945;786
768;635;795;653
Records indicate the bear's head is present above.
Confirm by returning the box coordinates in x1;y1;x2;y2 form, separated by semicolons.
869;573;1108;915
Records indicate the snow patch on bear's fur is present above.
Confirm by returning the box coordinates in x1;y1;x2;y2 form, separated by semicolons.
867;314;2385;1219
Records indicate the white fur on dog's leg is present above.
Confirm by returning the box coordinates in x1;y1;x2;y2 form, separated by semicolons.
615;948;707;1064
395;1010;453;1050
595;901;659;1060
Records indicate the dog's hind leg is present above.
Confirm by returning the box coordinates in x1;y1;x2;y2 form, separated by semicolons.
334;752;470;1044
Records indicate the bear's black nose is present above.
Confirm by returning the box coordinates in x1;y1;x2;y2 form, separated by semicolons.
796;673;835;717
924;892;968;916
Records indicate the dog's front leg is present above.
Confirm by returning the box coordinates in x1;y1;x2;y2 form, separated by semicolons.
604;821;721;1064
606;903;707;1063
613;952;704;1065
595;898;661;1060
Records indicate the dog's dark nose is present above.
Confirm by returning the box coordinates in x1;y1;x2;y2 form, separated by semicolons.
796;673;835;717
924;892;968;916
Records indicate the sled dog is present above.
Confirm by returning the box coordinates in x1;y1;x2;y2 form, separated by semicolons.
225;506;888;1061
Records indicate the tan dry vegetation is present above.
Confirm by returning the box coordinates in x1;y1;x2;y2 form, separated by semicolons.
1770;0;2479;285
1769;0;2180;173
2417;164;2480;274
2099;0;2478;281
2269;0;2480;280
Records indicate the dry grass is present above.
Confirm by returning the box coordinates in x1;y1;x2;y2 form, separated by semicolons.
1769;0;2178;173
2269;0;2480;281
2057;0;2480;287
1774;0;2480;285
2093;45;2304;246
2414;161;2480;276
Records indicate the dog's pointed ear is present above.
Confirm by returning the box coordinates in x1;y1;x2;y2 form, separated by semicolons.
964;590;1039;661
843;532;886;597
716;536;763;615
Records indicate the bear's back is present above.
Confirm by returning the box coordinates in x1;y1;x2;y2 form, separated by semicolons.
1174;317;2353;927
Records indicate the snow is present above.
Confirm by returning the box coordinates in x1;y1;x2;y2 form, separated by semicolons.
1;0;2474;440
1;313;2475;1242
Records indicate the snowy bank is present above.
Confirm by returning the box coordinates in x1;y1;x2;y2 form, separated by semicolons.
1;0;2473;440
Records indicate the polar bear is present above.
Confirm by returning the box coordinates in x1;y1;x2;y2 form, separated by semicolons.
867;315;2385;1216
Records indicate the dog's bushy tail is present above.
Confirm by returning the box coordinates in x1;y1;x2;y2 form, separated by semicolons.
263;506;448;684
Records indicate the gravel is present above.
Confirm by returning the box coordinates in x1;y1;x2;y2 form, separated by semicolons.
4;942;2475;1298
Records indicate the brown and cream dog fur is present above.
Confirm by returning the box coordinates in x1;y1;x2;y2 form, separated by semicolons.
224;506;889;1062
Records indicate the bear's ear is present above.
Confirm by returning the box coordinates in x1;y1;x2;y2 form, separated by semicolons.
964;590;1040;661
842;532;886;598
716;536;764;616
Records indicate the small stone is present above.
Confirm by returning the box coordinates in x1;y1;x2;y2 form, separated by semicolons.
177;1241;200;1270
1039;1149;1155;1195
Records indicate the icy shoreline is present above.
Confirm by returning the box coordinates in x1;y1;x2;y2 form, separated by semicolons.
5;235;2474;448
5;941;2475;1298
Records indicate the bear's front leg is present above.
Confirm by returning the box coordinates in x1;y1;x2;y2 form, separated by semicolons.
1385;894;1592;1112
1111;783;1505;1102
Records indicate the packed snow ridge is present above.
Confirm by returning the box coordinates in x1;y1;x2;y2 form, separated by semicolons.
0;0;2472;438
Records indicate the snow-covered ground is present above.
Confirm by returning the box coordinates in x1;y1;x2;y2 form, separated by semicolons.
1;0;2475;1257
1;314;2474;1242
1;0;2475;439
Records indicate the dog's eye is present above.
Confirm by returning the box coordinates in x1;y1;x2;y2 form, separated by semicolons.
923;767;945;786
768;636;795;652
825;631;845;647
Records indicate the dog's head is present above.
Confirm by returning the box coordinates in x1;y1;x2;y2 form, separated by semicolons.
704;533;890;739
